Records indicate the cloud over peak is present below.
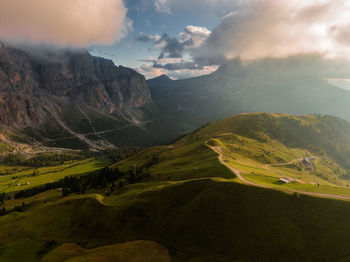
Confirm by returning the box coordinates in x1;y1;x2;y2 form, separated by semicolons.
0;0;128;47
195;0;350;62
136;26;211;59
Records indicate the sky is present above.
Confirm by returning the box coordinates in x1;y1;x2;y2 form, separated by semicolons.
1;0;350;80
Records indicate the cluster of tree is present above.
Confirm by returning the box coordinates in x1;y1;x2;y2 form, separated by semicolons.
140;154;159;171
0;202;26;217
61;167;125;196
1;146;142;170
22;153;85;167
13;154;159;200
102;147;142;163
0;206;6;216
0;192;5;205
3;152;159;214
14;167;123;199
3;154;23;165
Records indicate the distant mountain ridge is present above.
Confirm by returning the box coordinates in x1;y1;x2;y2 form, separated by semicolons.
147;57;350;141
2;44;350;150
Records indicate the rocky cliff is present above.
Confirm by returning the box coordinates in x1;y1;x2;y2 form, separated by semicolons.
0;43;151;129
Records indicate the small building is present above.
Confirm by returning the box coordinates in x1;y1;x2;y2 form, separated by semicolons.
303;157;316;164
279;178;291;184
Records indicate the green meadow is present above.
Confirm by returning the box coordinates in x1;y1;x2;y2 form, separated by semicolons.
0;157;111;194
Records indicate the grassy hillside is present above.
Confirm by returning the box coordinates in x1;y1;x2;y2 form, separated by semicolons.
0;157;110;194
41;241;170;262
3;179;350;261
3;113;350;261
116;113;350;191
199;113;350;168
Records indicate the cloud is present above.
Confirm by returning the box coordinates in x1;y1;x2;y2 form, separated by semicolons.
136;33;161;43
179;26;211;48
153;61;204;70
154;0;237;14
156;33;194;59
137;26;211;59
136;26;213;78
194;0;350;62
144;0;350;79
0;0;128;47
137;62;218;79
137;31;198;59
331;24;350;46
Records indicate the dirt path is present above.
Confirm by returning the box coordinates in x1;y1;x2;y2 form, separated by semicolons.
206;142;350;201
209;145;271;188
265;158;303;168
264;159;306;184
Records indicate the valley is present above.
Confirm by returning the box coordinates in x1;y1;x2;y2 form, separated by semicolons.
2;113;350;261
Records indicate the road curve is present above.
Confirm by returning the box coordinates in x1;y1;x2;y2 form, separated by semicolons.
206;142;350;201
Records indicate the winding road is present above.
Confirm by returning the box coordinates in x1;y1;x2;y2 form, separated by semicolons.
206;142;350;201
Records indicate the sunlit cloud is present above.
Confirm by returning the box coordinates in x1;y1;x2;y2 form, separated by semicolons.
0;0;128;47
194;0;350;62
137;57;218;79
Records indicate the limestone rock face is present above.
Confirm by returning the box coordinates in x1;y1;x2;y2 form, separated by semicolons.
0;44;151;129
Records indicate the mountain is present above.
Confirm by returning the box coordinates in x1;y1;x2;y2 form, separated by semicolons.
148;57;350;140
0;43;152;149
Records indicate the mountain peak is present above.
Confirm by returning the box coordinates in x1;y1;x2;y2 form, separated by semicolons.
151;74;172;81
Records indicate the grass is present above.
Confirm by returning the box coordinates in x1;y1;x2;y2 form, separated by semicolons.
4;179;350;261
115;141;233;182
241;173;350;197
203;128;350;197
114;113;350;199
0;239;43;262
3;113;350;261
0;157;111;194
41;240;170;262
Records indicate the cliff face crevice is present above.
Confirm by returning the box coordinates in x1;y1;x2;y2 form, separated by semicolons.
0;44;151;129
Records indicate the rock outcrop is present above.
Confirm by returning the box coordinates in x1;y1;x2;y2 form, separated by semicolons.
0;43;151;129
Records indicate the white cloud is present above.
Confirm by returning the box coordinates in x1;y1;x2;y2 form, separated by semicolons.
179;26;211;48
0;0;128;47
194;0;350;61
137;63;218;80
154;0;171;14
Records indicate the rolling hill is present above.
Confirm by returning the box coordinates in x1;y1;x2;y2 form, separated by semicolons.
3;113;350;261
117;113;350;188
